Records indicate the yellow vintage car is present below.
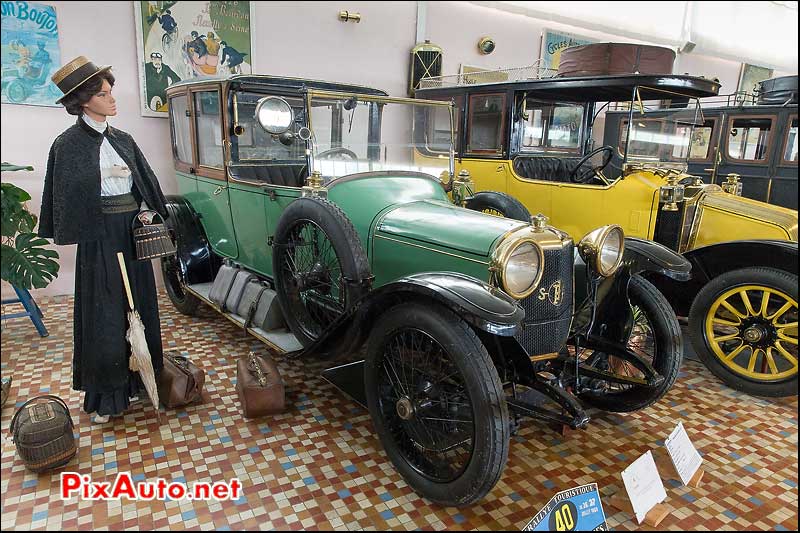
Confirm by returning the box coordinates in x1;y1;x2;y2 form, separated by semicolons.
416;71;798;397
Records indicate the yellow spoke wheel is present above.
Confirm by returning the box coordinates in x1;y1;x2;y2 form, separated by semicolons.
689;268;798;397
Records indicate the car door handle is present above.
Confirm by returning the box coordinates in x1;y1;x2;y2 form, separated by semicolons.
213;185;226;195
496;165;505;172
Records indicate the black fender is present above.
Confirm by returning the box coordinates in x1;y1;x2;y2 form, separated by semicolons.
646;239;798;316
292;272;524;360
623;237;692;281
163;195;219;285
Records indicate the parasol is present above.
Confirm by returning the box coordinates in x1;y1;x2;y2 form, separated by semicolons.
116;252;161;423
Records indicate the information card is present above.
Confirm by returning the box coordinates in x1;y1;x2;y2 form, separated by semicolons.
665;421;703;485
620;451;667;524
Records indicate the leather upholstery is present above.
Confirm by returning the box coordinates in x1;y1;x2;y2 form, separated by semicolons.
513;156;583;182
229;164;308;187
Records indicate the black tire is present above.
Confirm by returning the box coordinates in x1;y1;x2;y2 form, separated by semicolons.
464;191;531;222
689;267;798;397
365;302;509;506
160;253;201;316
272;197;371;347
579;275;682;412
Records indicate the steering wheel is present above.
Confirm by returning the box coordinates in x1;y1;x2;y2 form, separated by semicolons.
570;146;614;184
316;147;358;160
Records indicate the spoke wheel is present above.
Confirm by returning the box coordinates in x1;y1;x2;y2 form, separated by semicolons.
690;267;798;397
578;275;682;412
161;251;200;316
365;302;509;506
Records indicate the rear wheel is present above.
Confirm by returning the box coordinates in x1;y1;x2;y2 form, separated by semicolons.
689;267;798;397
160;253;201;316
578;275;682;412
365;302;509;506
273;197;371;347
465;191;531;222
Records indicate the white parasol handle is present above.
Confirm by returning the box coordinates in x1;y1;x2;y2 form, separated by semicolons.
116;252;135;311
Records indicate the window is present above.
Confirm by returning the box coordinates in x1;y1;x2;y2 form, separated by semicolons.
231;93;306;163
727;117;772;161
413;102;455;156
688;119;716;160
467;94;505;154
193;90;223;168
619;119;664;158
520;101;584;152
784;116;798;163
169;94;192;165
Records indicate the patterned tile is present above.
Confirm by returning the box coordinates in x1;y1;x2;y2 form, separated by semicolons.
0;291;797;531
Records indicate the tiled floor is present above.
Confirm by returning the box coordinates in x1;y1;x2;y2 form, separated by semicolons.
1;291;797;531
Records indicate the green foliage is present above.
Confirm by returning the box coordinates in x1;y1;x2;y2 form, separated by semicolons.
0;182;59;289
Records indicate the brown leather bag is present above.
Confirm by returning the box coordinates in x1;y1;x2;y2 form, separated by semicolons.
236;352;285;418
158;353;205;408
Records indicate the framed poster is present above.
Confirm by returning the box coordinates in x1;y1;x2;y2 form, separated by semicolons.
1;1;61;107
133;1;255;117
737;63;773;104
539;29;595;73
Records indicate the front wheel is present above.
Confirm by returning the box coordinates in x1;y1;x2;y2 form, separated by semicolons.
365;302;509;506
160;254;201;316
689;267;798;397
578;275;682;412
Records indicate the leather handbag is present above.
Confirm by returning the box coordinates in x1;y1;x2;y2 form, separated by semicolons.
158;353;205;408
236;352;285;418
9;395;77;472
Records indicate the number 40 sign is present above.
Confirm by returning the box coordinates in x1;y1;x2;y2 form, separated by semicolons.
523;483;608;531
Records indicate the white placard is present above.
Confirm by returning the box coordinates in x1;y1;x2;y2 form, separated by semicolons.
621;450;667;524
665;422;703;485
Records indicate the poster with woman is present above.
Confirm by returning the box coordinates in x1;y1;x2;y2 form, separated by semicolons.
133;1;254;117
1;1;61;107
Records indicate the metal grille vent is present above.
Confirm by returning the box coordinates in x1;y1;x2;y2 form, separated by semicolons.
409;41;443;95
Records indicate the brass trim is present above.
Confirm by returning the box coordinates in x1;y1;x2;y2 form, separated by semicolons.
766;178;773;202
307;89;451;108
578;225;625;277
530;353;559;362
492;237;544;299
373;234;490;266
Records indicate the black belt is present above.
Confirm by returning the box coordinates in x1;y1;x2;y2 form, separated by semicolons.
101;193;138;214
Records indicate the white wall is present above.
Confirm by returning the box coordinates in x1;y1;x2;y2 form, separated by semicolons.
1;1;794;298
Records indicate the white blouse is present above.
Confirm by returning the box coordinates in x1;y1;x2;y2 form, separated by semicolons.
83;114;133;197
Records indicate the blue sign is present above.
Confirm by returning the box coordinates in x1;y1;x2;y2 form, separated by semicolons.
523;483;608;531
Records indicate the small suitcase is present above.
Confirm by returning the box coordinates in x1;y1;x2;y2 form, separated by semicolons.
158;353;205;408
235;280;287;332
236;352;285;418
208;262;240;310
9;395;77;472
225;270;257;314
557;42;675;78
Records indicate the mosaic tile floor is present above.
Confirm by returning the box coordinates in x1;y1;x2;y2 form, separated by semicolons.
1;291;797;531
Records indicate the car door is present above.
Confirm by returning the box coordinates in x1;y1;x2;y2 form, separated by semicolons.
716;112;776;204
190;86;239;260
771;112;797;209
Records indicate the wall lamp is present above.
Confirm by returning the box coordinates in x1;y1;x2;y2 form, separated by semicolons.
338;10;361;23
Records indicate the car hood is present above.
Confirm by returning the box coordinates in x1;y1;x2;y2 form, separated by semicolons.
699;190;798;242
376;199;527;256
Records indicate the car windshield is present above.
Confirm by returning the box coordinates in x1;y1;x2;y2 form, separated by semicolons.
307;91;454;179
621;87;705;166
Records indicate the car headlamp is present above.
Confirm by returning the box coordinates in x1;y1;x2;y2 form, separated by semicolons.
578;225;625;277
494;239;543;299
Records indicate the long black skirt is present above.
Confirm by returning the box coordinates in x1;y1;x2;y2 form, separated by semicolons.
74;206;163;416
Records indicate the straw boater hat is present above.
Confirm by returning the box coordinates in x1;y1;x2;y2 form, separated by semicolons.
51;56;112;104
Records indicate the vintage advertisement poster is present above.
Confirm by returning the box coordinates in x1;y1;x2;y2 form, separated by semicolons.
737;63;773;104
133;1;254;117
1;1;61;107
539;29;595;73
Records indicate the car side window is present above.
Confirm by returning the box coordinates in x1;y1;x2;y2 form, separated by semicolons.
784;116;798;163
520;100;583;153
727;116;773;161
231;93;306;163
193;90;224;169
467;93;505;155
169;93;192;166
619;119;663;158
689;119;716;161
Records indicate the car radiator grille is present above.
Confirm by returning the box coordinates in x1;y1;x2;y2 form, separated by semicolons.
514;243;574;356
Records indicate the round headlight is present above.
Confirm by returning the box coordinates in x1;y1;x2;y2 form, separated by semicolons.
578;225;625;277
501;241;543;299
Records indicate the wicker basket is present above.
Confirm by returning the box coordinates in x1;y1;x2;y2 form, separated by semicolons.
10;395;77;472
132;210;176;261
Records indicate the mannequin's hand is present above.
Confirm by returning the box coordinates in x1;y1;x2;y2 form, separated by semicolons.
138;211;156;225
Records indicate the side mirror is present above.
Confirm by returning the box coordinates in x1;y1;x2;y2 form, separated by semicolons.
255;96;293;134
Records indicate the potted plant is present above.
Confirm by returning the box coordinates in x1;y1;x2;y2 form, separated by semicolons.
1;163;59;290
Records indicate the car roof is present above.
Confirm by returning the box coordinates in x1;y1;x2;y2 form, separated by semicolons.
415;74;720;102
168;74;388;96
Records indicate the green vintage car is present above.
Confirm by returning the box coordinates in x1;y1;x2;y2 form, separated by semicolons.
163;75;688;506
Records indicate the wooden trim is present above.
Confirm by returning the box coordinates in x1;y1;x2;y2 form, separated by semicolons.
168;88;193;174
723;113;776;165
780;113;798;166
190;85;226;181
688;117;719;163
466;92;506;156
